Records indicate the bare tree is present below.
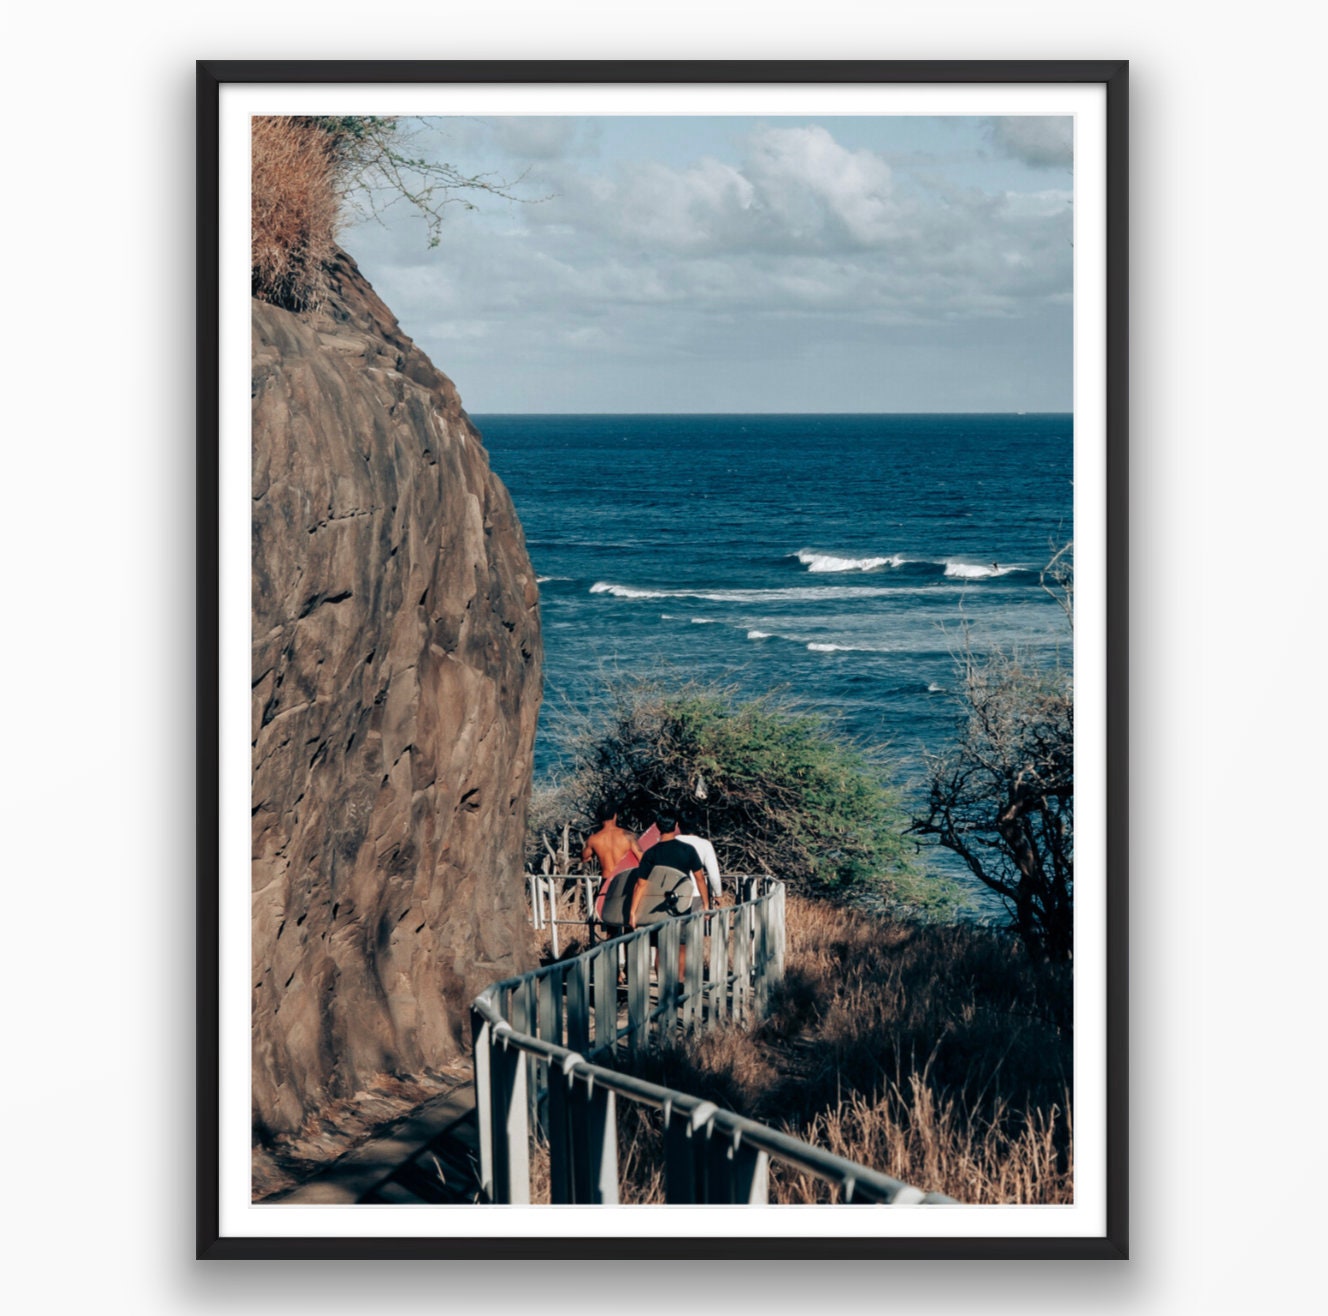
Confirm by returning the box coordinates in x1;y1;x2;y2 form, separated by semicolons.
913;550;1074;961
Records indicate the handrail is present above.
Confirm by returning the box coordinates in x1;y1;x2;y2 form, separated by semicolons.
526;869;773;956
470;879;954;1206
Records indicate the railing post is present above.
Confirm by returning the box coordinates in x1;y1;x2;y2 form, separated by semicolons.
537;972;561;1049
547;876;560;959
569;1072;619;1204
592;943;616;1057
567;957;590;1055
511;979;539;1133
546;1057;573;1204
663;1103;701;1204
470;1007;494;1201
627;930;650;1056
732;904;751;1024
489;1023;530;1204
754;896;770;1015
705;1128;769;1204
711;908;733;1035
711;908;730;1027
658;920;682;1034
682;914;703;1031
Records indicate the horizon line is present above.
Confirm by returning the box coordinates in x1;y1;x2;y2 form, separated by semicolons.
467;409;1074;417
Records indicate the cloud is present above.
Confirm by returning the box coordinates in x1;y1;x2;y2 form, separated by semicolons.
742;125;899;247
984;117;1073;168
339;118;1073;409
536;125;900;256
485;116;586;160
606;156;757;253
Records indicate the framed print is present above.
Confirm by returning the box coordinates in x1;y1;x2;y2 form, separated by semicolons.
199;59;1127;1259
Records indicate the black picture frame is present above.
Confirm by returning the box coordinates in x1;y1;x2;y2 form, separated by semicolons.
198;58;1128;1260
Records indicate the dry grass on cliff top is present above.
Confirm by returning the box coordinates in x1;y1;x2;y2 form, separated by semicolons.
530;894;1072;1205
251;116;340;312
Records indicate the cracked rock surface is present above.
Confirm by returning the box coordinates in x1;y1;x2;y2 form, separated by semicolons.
251;248;541;1139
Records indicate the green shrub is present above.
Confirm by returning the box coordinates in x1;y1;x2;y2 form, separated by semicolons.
541;678;949;907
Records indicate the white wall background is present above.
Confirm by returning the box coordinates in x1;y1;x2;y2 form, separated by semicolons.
3;1;1321;1309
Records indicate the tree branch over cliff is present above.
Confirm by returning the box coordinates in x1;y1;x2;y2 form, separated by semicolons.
252;115;530;311
314;116;530;246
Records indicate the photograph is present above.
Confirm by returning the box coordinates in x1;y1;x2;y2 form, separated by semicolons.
204;64;1123;1256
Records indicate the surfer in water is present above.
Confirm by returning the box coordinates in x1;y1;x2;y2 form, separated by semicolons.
581;809;638;886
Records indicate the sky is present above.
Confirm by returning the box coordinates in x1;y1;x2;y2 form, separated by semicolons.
339;115;1073;414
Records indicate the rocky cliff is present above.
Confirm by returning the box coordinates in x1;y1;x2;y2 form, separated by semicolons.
250;249;541;1139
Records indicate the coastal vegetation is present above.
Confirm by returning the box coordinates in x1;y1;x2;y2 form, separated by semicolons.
914;546;1075;960
525;553;1076;1202
531;893;1072;1204
530;678;950;909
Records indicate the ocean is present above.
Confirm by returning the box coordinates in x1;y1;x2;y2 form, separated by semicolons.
474;413;1073;914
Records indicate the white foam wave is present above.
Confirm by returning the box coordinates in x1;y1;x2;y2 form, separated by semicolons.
535;575;572;584
943;561;1016;580
590;582;668;599
807;642;883;654
747;630;772;640
690;617;719;625
793;549;906;574
592;580;953;604
927;681;945;693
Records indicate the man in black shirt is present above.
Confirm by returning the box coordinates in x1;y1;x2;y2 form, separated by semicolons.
627;813;710;928
627;813;710;983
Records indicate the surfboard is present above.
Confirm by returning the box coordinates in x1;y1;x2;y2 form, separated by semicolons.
611;824;657;878
595;823;659;920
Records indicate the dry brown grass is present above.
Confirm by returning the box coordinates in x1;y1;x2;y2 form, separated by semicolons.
251;116;340;310
613;895;1072;1204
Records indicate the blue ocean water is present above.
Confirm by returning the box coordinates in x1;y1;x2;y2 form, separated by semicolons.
475;414;1073;911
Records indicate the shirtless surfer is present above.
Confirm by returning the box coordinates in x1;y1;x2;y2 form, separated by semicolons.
581;809;638;884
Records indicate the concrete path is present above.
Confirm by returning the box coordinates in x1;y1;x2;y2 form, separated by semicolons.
274;1084;481;1205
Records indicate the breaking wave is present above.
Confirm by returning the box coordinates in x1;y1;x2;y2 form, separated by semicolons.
792;549;906;573
591;580;963;604
943;560;1018;579
590;582;668;599
807;642;885;654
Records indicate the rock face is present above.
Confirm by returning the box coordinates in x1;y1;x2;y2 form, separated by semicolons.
250;249;541;1139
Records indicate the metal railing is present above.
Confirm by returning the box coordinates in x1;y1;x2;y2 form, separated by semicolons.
525;870;598;959
526;870;767;956
471;879;954;1206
